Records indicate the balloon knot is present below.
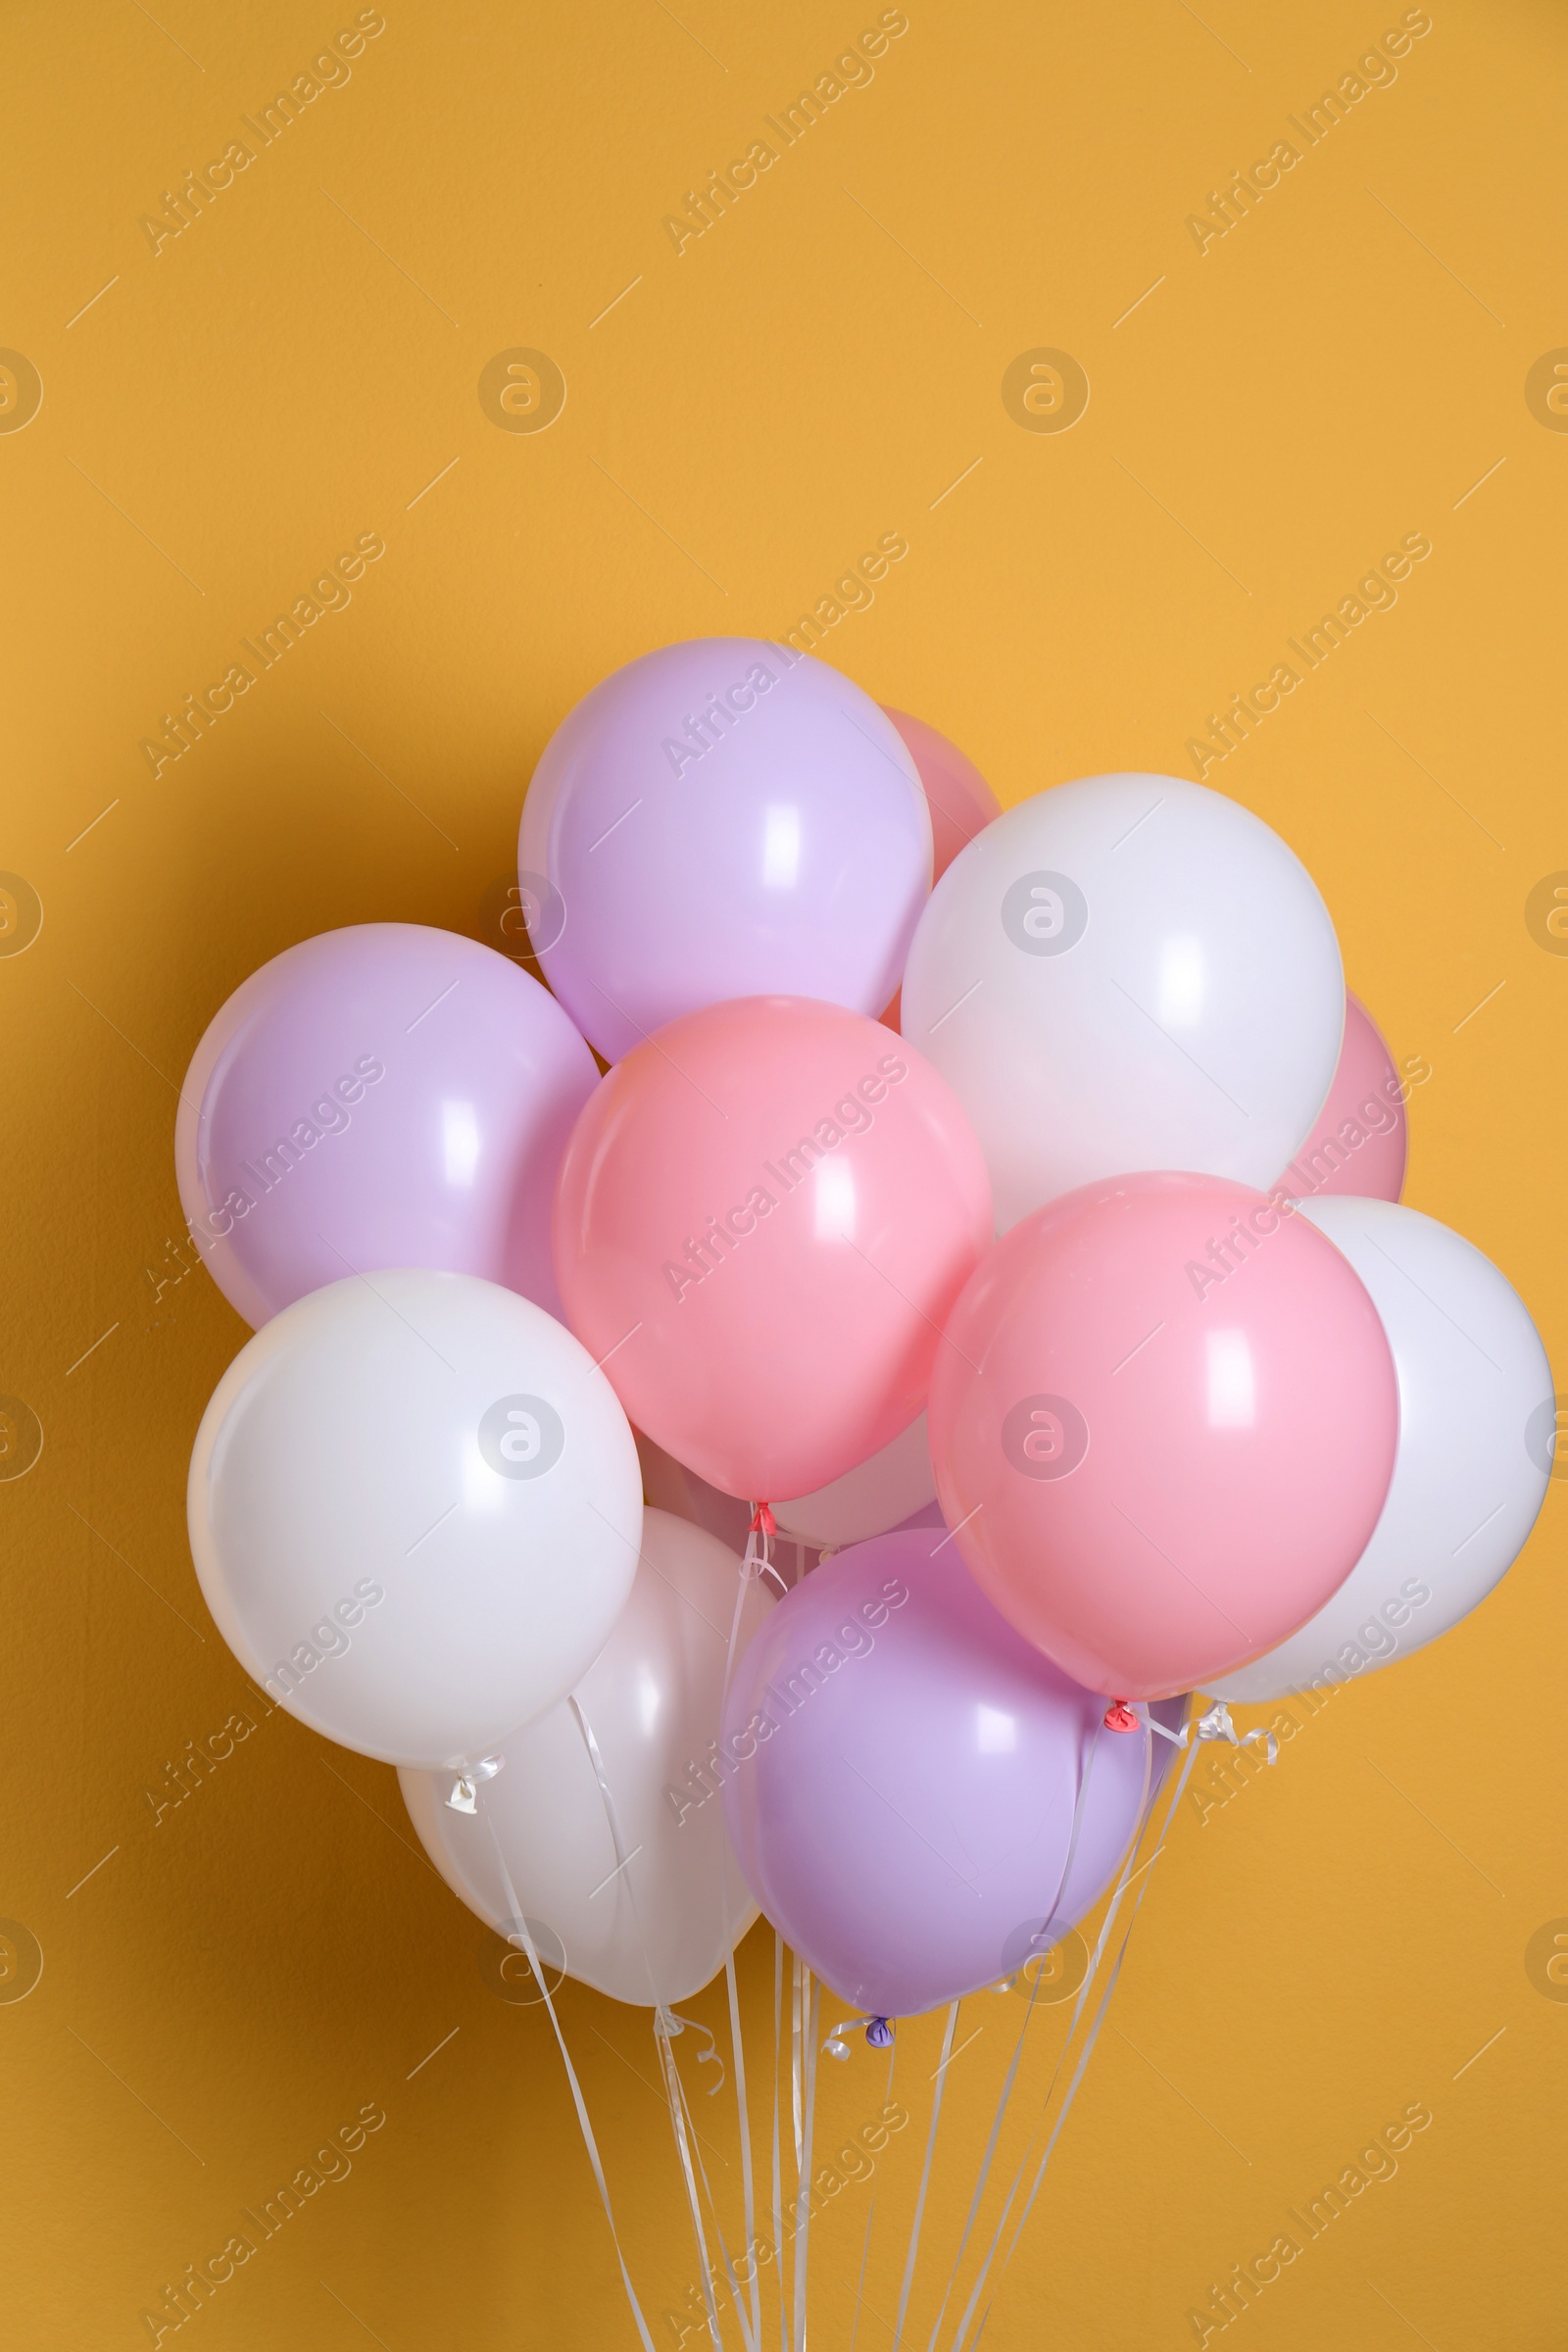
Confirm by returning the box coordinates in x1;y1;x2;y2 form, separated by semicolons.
750;1503;777;1538
864;2016;894;2049
1102;1699;1139;1734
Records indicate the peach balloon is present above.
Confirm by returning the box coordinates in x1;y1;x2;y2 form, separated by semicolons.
554;997;993;1501
881;709;1002;881
1276;992;1407;1202
928;1171;1399;1698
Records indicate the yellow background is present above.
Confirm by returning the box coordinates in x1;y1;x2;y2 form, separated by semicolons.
2;0;1565;2343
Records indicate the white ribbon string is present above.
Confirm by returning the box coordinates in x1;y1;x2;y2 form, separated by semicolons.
723;1943;762;2351
567;1696;658;2010
790;1976;822;2352
771;1935;787;2352
715;1531;773;2352
848;2041;898;2352
566;1695;731;2344
956;1703;1275;2338
476;1790;660;2352
791;1955;805;2176
744;1503;789;1598
662;2013;759;2352
657;2013;728;2349
1180;1696;1279;1765
947;1715;1171;2350
922;1701;1106;2349
892;1999;959;2349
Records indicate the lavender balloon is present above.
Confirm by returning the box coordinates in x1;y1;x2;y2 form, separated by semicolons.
720;1529;1151;2019
176;925;598;1328
518;638;932;1062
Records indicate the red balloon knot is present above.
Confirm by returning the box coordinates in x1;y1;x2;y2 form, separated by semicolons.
1102;1699;1140;1734
750;1503;777;1539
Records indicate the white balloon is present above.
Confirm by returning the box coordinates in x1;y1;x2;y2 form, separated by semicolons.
188;1270;642;1770
401;1509;772;2006
772;1412;936;1547
901;774;1345;1229
1209;1200;1553;1705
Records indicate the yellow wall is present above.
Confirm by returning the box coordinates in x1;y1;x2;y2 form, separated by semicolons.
2;2;1564;2343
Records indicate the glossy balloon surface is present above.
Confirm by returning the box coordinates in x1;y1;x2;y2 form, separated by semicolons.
519;639;931;1061
882;706;1001;880
188;1270;642;1769
554;997;992;1499
903;775;1344;1228
721;1530;1151;2016
1275;992;1407;1203
928;1172;1399;1696
402;1510;770;2006
1210;1200;1551;1702
176;924;597;1327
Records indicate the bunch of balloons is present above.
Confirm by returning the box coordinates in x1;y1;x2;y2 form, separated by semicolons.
178;635;1553;2031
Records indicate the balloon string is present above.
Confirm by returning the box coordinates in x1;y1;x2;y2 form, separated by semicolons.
474;1789;660;2352
746;1502;789;1597
656;2012;728;2350
920;1707;1103;2350
848;2041;899;2352
566;1695;659;2011
660;2004;726;2097
790;1976;822;2352
791;1955;805;2175
573;1615;761;2341
567;1693;737;2351
723;1943;762;2352
662;2013;760;2352
1181;1696;1278;1766
714;1520;775;2352
947;1713;1187;2351
892;1999;959;2348
771;1935;787;2352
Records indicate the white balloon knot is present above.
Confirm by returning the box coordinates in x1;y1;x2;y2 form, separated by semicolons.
445;1753;505;1812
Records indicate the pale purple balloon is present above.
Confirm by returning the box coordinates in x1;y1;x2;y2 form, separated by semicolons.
720;1529;1150;2018
175;924;598;1328
517;638;933;1062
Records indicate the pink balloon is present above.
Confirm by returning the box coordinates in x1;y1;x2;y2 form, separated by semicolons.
881;708;1001;881
177;925;598;1327
554;997;993;1500
928;1172;1398;1698
1276;992;1407;1202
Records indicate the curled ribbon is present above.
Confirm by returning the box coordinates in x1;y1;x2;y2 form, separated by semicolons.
656;2003;726;2096
1182;1698;1278;1765
821;2013;895;2059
